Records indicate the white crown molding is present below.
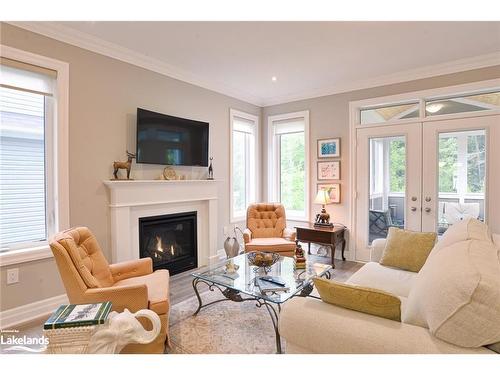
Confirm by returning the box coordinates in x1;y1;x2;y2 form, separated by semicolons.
261;51;500;106
7;22;500;108
7;21;265;106
0;294;68;329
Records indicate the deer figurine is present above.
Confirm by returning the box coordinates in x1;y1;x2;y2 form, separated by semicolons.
113;151;136;180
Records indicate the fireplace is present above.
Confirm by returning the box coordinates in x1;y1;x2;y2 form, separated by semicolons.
139;211;198;275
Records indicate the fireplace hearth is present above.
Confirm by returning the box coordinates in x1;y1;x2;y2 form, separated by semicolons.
139;212;197;275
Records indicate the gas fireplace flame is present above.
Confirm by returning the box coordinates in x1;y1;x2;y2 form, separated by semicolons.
155;236;163;252
170;245;175;256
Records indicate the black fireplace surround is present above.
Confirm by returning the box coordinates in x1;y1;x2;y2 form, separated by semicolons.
139;211;198;275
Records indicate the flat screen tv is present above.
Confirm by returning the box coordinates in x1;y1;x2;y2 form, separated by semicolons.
136;108;209;166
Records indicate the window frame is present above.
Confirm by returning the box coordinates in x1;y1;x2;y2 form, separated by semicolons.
0;45;69;266
229;109;259;223
268;110;310;222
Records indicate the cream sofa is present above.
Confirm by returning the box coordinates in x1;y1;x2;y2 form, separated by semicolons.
280;220;500;354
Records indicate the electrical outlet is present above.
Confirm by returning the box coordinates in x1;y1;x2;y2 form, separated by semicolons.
7;268;19;285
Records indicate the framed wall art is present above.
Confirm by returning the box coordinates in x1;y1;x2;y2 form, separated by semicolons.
317;160;340;180
317;138;340;158
317;183;341;203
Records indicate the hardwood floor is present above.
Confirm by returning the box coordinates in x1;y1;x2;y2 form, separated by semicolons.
4;244;363;345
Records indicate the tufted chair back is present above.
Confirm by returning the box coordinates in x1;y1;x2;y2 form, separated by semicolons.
50;227;114;295
246;203;287;238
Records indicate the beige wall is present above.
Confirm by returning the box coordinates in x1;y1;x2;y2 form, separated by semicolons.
261;65;500;258
1;21;499;312
0;23;261;311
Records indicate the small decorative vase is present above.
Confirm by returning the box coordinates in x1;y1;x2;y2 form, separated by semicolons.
224;236;240;258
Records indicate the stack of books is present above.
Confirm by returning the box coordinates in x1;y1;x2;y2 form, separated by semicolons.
43;301;112;354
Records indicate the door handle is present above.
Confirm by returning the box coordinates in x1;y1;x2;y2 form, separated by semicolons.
410;207;417;212
424;207;431;213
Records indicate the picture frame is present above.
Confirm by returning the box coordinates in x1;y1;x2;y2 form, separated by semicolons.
317;138;340;158
317;183;341;204
317;160;340;180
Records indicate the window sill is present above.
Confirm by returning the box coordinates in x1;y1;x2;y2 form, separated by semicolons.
0;245;53;267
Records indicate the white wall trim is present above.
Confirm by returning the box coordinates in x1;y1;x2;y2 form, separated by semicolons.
7;22;500;108
0;246;53;267
7;21;264;107
0;294;68;329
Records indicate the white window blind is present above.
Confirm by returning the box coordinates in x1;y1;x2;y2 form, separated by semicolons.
0;61;55;251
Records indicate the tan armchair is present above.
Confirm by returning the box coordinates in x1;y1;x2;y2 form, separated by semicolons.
243;203;297;257
49;227;169;354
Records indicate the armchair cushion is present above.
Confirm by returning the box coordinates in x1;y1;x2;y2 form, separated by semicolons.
246;203;286;238
53;227;114;288
114;269;170;315
245;237;296;253
314;277;401;322
110;258;153;282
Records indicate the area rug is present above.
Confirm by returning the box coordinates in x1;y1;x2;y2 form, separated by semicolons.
167;291;285;354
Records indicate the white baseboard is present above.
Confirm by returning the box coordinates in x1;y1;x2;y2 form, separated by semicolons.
0;294;68;329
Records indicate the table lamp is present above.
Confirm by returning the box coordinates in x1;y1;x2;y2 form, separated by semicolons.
314;188;333;227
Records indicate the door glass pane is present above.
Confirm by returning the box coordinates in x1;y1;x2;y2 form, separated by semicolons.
437;130;486;235
280;132;305;217
369;136;406;244
360;102;419;124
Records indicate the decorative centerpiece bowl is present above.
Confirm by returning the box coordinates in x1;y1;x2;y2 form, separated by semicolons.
247;251;280;272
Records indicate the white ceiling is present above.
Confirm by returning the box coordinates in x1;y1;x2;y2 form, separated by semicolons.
15;22;500;106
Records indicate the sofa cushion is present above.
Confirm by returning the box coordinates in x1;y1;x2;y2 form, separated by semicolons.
430;218;490;256
114;269;170;315
379;227;437;272
314;278;401;321
403;239;500;347
346;262;418;298
245;237;296;253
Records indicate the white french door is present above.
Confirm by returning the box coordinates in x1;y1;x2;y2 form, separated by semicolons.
354;114;500;261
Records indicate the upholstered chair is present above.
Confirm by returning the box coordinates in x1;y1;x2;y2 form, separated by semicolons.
49;227;170;354
243;203;297;257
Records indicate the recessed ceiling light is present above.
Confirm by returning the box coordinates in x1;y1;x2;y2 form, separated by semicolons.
271;76;277;82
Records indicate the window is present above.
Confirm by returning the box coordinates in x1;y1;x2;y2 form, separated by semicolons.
0;50;68;261
360;102;419;124
230;109;258;222
268;111;309;221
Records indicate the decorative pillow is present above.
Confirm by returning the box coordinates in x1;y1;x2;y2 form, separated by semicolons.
430;218;490;256
313;277;401;321
402;239;500;348
379;227;437;272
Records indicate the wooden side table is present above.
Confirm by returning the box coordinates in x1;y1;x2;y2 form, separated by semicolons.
295;223;346;268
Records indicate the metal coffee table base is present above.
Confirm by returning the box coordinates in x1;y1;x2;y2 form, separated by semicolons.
191;270;331;354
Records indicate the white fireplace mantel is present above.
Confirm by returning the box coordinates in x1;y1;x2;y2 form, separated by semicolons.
103;179;220;266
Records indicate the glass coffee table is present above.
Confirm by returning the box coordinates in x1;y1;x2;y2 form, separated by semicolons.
191;254;332;353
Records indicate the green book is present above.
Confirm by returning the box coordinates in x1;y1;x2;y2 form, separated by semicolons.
44;301;112;330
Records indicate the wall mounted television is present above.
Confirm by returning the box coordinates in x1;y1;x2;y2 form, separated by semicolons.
136;108;209;166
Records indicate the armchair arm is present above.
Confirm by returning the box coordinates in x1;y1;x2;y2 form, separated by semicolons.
243;228;252;244
370;238;387;262
79;284;149;313
283;227;296;242
110;258;153;282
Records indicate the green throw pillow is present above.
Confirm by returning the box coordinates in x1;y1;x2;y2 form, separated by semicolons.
313;277;401;321
379;227;437;272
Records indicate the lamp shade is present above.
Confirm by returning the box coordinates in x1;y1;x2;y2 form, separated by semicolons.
314;189;332;205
